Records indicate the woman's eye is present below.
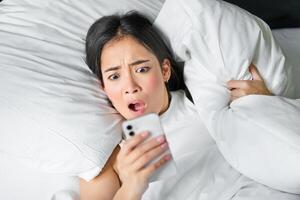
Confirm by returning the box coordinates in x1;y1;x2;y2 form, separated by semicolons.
108;74;119;80
136;66;150;73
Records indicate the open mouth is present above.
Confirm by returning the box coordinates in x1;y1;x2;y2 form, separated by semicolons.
128;101;145;112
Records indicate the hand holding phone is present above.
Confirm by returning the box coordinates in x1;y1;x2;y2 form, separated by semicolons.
122;113;177;182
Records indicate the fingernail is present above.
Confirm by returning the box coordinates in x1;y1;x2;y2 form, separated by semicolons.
160;142;168;149
141;132;149;137
164;154;172;161
156;135;165;143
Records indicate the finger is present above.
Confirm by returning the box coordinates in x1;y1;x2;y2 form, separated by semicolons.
227;80;250;90
132;142;169;170
249;64;263;81
230;89;247;99
121;132;149;155
230;95;237;102
127;135;166;163
142;154;172;178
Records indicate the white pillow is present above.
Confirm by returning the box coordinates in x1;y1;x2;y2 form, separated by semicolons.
0;0;164;180
155;0;300;194
272;28;300;98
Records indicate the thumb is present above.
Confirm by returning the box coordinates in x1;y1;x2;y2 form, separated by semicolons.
249;64;263;81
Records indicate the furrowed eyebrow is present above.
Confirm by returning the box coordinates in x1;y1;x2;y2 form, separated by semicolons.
103;59;150;73
104;66;120;73
129;59;149;66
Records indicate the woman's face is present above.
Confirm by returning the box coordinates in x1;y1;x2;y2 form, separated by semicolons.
100;36;171;119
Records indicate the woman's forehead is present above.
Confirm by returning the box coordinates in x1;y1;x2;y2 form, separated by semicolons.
101;36;158;67
103;36;151;54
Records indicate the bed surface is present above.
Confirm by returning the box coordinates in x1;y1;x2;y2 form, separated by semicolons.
0;0;299;199
0;154;79;200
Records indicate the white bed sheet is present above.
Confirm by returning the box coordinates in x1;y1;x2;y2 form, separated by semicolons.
0;154;79;200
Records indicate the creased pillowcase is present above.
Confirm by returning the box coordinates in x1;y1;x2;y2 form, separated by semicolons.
0;0;164;181
155;0;300;194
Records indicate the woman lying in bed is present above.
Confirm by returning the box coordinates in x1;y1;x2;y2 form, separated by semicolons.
80;11;298;200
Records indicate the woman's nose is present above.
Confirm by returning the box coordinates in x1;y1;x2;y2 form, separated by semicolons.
125;87;139;94
124;77;140;94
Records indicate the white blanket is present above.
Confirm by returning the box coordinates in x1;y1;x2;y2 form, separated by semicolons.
142;91;300;200
154;0;300;193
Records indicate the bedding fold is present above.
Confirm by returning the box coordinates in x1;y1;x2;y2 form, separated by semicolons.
155;0;300;194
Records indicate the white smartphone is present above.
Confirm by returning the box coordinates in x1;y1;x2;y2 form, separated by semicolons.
122;113;177;182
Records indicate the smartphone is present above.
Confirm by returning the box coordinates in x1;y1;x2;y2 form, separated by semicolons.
122;113;177;182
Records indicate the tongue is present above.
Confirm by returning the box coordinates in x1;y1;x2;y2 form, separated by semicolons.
133;103;143;111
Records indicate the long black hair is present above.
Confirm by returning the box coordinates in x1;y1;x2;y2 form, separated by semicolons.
85;11;185;91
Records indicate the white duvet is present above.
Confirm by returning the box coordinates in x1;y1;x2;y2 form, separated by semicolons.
155;0;300;194
142;91;300;200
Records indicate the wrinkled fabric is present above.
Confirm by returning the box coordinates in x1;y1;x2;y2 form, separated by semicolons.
142;91;300;200
0;0;164;180
154;0;300;193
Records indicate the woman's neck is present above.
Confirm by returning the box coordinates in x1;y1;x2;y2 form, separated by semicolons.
159;89;171;116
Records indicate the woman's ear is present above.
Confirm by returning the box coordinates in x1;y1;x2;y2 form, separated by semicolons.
161;58;171;83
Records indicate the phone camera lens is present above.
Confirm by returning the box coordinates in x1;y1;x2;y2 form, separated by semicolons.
127;125;132;130
129;131;135;136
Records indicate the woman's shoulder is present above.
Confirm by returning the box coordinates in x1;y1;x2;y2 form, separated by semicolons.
93;145;121;180
110;146;121;175
80;146;121;199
